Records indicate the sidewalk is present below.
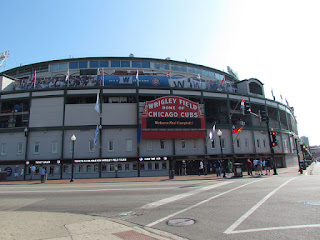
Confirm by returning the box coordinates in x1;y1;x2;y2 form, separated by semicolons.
0;166;304;240
0;166;302;185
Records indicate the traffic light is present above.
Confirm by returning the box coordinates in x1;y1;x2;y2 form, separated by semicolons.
245;101;251;114
271;131;277;147
260;110;268;122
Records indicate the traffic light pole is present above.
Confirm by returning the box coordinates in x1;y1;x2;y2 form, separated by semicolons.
244;101;277;175
265;118;278;175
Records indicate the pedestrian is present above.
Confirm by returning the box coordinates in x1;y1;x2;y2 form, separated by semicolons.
246;159;253;176
14;166;19;180
182;160;187;175
253;159;258;175
265;159;271;175
30;165;36;180
20;168;24;180
41;166;46;176
222;160;227;178
228;160;233;176
257;158;263;175
214;159;221;176
199;160;204;176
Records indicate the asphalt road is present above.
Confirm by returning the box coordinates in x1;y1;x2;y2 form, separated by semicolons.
1;164;320;240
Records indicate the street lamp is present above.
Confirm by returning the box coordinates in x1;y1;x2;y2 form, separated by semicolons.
70;134;76;182
293;134;302;172
217;129;226;178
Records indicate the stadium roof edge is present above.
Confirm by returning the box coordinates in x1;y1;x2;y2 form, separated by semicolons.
2;56;238;82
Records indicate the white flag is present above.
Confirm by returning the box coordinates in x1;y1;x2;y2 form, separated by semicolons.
95;92;100;113
94;125;99;145
209;124;216;142
65;69;69;81
136;70;139;86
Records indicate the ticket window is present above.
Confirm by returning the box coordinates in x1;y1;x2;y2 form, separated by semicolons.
148;162;152;170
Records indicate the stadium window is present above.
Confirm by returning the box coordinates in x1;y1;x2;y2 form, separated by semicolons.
111;61;120;67
79;61;88;69
121;61;130;68
160;139;165;149
108;140;114;152
193;139;198;149
187;67;196;73
181;139;186;149
162;162;167;169
63;165;68;173
89;140;95;152
257;139;260;148
171;64;179;71
50;63;67;72
211;139;216;149
263;139;266;148
94;165;99;172
89;61;99;68
195;68;202;75
17;142;23;155
78;165;84;173
236;139;241;149
148;162;152;170
140;162;145;170
110;164;114;172
1;143;6;155
86;165;91;172
102;164;107;171
141;62;150;68
125;163;129;171
34;142;39;154
221;139;226;149
133;163;137;170
69;62;79;69
155;162;159;170
100;61;109;67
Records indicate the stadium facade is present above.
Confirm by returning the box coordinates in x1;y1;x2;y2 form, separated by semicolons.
0;56;302;180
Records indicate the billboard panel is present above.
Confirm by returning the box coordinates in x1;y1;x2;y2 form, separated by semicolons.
141;96;206;139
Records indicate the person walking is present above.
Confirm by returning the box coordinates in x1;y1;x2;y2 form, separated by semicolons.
246;159;253;176
265;159;271;175
199;160;204;176
214;160;221;177
182;160;187;176
30;165;36;180
20;168;24;180
228;160;233;177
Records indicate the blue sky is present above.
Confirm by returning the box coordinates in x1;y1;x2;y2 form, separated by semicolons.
1;0;320;145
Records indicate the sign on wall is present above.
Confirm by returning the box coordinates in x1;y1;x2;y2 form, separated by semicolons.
141;96;206;139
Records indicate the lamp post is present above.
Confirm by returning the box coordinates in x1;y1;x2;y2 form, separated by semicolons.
294;134;302;171
217;129;226;178
70;134;76;182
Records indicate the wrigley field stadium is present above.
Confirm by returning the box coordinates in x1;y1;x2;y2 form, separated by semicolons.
0;56;303;180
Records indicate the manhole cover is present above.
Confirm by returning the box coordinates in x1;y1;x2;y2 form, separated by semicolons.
299;201;320;206
167;218;196;227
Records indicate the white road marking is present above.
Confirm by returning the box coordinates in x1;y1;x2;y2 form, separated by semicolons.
146;179;265;227
227;224;320;234
140;181;232;209
224;177;296;234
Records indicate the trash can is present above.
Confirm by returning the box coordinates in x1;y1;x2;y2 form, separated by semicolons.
41;174;47;183
234;163;243;177
169;170;175;179
0;172;7;181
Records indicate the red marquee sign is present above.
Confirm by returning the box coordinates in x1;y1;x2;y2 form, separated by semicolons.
141;96;206;139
